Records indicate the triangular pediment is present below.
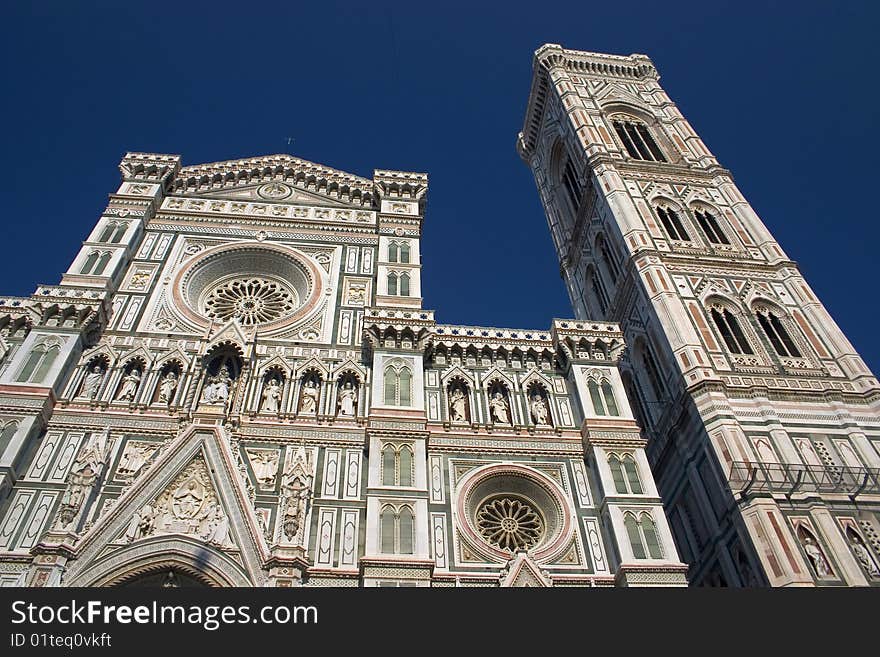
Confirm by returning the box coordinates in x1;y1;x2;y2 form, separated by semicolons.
60;426;269;587
500;551;553;587
191;184;353;208
172;153;375;209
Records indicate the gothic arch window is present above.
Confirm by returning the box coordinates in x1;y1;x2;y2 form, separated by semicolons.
382;444;397;486
380;504;415;555
587;266;610;316
754;306;801;358
611;115;667;162
80;252;100;275
562;158;580;214
588;376;620;417
693;208;729;245
635;339;665;402
111;223;128;244
98;223;116;243
609;454;643;494
622;371;651;431
399;273;410;297
709;304;753;355
16;342;60;383
90;252;112;276
387;241;411;264
596;235;621;285
654;202;690;242
0;421;18;456
383;362;413;407
624;511;663;559
387;272;398;296
398;446;413;487
388;242;399;263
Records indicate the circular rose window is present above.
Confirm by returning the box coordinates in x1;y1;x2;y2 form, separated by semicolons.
172;243;325;334
456;464;572;561
203;277;297;326
477;495;544;551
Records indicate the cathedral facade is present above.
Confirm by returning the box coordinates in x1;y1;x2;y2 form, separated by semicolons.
519;44;880;586
0;148;687;586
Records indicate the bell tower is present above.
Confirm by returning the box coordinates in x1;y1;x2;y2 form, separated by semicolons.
519;44;880;586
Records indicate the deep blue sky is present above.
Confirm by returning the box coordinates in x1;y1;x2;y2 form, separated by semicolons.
3;2;878;372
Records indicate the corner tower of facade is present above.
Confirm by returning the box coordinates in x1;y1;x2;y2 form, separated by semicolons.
519;44;880;586
0;149;686;587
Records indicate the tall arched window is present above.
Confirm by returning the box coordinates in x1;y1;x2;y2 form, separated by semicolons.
710;307;753;355
755;309;801;358
639;342;665;401
380;506;396;553
382;444;396;486
387;272;398;295
398;445;413;487
388;243;399;263
32;345;59;383
624;512;663;559
562;159;580;213
398;507;414;555
588;268;609;315
80;252;99;275
93;252;112;276
609;454;642;494
15;343;60;383
597;236;621;284
655;205;690;241
399;273;410;297
383;363;413;406
399;243;410;264
694;209;729;245
111;223;128;244
612;117;667;162
380;505;415;555
0;422;18;455
98;223;116;243
588;378;620;416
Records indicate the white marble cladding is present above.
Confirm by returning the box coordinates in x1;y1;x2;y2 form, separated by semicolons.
160;197;376;224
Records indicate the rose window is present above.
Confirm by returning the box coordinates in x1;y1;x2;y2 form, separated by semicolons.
203;278;297;326
476;496;544;552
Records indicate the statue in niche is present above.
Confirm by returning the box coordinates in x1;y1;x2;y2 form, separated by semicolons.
529;392;550;426
848;530;880;577
299;379;319;414
54;430;109;530
337;380;357;417
261;378;283;414
279;446;312;543
78;365;105;399
489;390;511;424
116;368;141;402
158;370;178;405
201;365;233;405
449;385;468;422
801;534;831;577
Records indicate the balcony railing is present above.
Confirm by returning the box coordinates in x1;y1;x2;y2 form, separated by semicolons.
728;461;880;498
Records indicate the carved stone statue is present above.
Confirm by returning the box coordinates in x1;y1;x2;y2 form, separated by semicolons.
158;371;178;405
78;365;105;399
117;443;149;478
299;379;318;414
261;378;282;414
802;535;831;577
449;386;468;422
54;429;110;530
489;391;510;424
201;365;233;405
250;450;279;488
337;381;357;417
279;446;312;543
849;532;880;577
116;368;141;402
530;393;550;426
125;504;156;542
